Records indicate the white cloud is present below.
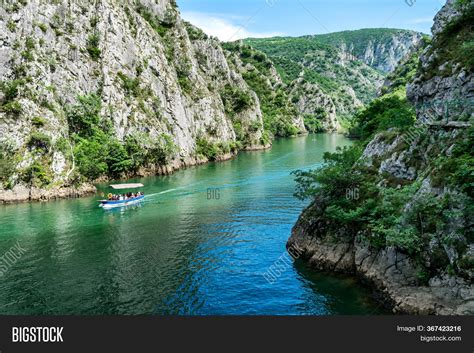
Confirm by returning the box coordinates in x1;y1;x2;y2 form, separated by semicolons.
408;17;434;24
181;11;284;42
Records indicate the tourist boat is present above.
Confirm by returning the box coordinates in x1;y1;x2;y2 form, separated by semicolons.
99;183;145;209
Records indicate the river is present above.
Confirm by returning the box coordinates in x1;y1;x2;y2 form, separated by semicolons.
0;134;386;315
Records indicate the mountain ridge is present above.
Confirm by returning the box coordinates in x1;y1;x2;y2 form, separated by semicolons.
244;28;423;131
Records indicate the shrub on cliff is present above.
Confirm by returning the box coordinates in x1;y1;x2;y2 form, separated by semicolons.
184;21;208;41
117;72;141;97
303;111;325;133
196;137;221;161
66;94;134;180
220;85;254;116
136;4;176;37
0;79;23;103
0;146;14;185
86;33;101;61
66;94;102;138
148;133;177;166
74;138;108;180
74;132;139;180
105;139;133;177
432;126;474;198
0;101;22;116
21;160;52;187
294;146;365;201
422;0;474;78
125;133;177;171
27;132;51;152
348;90;415;141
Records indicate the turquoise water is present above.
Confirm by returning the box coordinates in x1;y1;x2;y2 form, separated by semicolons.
0;134;386;315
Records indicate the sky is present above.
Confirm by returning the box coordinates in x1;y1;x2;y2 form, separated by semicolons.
177;0;446;41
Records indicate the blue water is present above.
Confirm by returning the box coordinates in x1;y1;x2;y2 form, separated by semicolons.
0;134;386;315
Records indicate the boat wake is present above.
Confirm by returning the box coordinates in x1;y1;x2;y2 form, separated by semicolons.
145;183;203;199
145;188;178;198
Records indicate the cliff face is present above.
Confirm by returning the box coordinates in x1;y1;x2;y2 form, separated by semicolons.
407;0;472;123
288;0;473;315
308;29;423;73
344;30;423;73
222;42;307;138
289;78;341;132
0;0;303;201
245;29;422;132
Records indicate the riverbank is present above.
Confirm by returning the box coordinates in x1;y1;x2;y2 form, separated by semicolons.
0;183;97;204
287;205;474;315
0;143;273;204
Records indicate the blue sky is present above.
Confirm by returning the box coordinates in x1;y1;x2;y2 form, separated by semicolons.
177;0;445;41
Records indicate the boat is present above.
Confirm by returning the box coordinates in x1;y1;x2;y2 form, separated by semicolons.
98;183;145;209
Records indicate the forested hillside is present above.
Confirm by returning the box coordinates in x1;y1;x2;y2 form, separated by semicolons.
245;29;423;130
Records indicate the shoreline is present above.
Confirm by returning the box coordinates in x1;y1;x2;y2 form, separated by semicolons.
0;183;97;204
0;143;274;205
287;209;474;315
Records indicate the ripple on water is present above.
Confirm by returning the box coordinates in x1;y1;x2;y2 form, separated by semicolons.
0;134;387;315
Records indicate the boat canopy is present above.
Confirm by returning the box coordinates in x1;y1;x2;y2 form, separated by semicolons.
110;183;144;190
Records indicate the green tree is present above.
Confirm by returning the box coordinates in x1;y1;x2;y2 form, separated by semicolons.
74;138;108;180
66;94;102;138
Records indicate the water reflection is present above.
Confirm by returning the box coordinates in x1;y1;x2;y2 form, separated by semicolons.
0;134;386;315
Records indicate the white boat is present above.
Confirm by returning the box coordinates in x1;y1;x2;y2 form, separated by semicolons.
99;183;145;209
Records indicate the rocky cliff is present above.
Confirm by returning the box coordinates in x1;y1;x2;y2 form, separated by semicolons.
0;0;304;202
246;29;422;132
408;0;472;123
320;29;424;73
288;0;473;315
222;42;306;137
288;78;341;132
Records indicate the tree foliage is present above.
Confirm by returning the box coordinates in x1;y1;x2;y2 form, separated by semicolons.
67;94;176;181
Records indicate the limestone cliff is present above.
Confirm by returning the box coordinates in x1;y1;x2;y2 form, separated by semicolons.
222;41;307;138
0;0;303;202
288;78;341;132
332;29;424;73
246;29;422;132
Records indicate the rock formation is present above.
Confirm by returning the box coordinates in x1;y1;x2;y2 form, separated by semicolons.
0;0;305;202
288;0;473;315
